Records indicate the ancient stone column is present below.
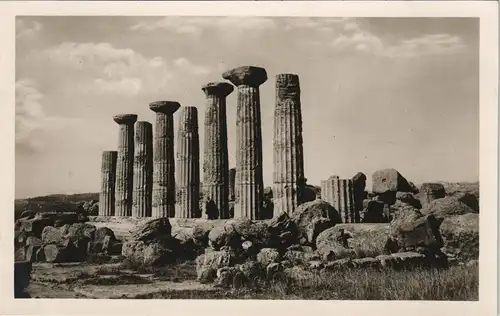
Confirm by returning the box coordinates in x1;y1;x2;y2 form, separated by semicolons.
113;114;137;216
228;168;236;201
223;66;267;220
150;101;181;218
99;151;117;216
273;74;305;216
352;172;367;223
321;176;356;223
175;106;200;218
201;82;234;219
132;121;153;217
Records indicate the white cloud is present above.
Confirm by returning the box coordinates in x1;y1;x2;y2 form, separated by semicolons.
329;19;465;58
130;16;276;38
16;19;42;39
16;79;78;152
41;42;211;96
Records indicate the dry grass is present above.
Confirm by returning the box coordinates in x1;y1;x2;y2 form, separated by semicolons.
143;263;478;300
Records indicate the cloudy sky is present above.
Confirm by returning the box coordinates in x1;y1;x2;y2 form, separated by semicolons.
15;16;479;198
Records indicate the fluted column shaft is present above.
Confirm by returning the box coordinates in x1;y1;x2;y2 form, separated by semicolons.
223;66;267;220
132;121;153;217
273;74;305;216
99;151;117;216
202;82;233;219
114;115;137;216
234;85;264;219
321;176;356;223
176;107;200;218
150;101;180;218
153;113;175;217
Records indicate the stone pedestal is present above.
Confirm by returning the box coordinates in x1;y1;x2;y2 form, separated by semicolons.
223;66;267;220
150;101;180;217
113;114;137;216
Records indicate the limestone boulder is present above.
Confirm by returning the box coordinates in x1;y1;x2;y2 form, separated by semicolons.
228;219;276;249
421;196;476;220
41;226;62;245
208;225;241;250
191;221;215;247
290;199;342;245
372;168;412;194
130;217;172;242
16;217;54;237
419;183;446;206
439;213;479;261
376;252;428;269
316;224;390;259
454;192;479;213
196;249;237;281
43;242;77;263
143;242;175;267
256;248;281;267
393;214;444;252
395;192;421;209
238;260;265;280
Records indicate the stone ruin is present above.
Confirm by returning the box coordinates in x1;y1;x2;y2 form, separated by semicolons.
98;65;311;220
96;65;466;226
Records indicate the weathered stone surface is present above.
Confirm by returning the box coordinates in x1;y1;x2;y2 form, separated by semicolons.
113;114;138;217
290;199;342;245
396;192;421;208
421;196;477;220
352;172;367;223
454;192;479;213
224;66;267;220
238;260;264;279
176;106;200;219
132;121;153;217
43;243;76;263
283;250;306;265
202;82;234;219
377;252;427;269
191;222;216;247
228;219;275;249
372;169;412;194
256;248;281;267
16;217;54;237
316;224;390;258
394;214;444;252
196;249;236;281
321;176;357;223
41;226;62;244
273;73;305;216
130;218;172;242
440;213;479;261
143;242;174;266
208;225;241;250
150;101;181;218
99;151;117;216
419;182;446;206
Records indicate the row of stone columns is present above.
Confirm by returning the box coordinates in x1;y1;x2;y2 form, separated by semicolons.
98;65;306;220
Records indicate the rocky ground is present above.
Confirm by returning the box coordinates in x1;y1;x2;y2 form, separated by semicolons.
14;179;479;300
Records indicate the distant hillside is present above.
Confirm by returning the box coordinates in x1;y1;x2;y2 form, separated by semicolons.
14;192;98;220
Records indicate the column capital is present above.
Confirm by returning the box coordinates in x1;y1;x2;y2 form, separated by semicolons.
149;101;181;114
113;114;137;125
222;66;267;87
202;82;234;97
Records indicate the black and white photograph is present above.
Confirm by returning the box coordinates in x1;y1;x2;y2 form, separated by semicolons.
3;1;498;314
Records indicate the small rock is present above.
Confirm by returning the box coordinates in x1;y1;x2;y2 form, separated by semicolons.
256;248;281;267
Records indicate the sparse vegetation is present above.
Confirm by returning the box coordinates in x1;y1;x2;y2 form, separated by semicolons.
132;262;479;300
